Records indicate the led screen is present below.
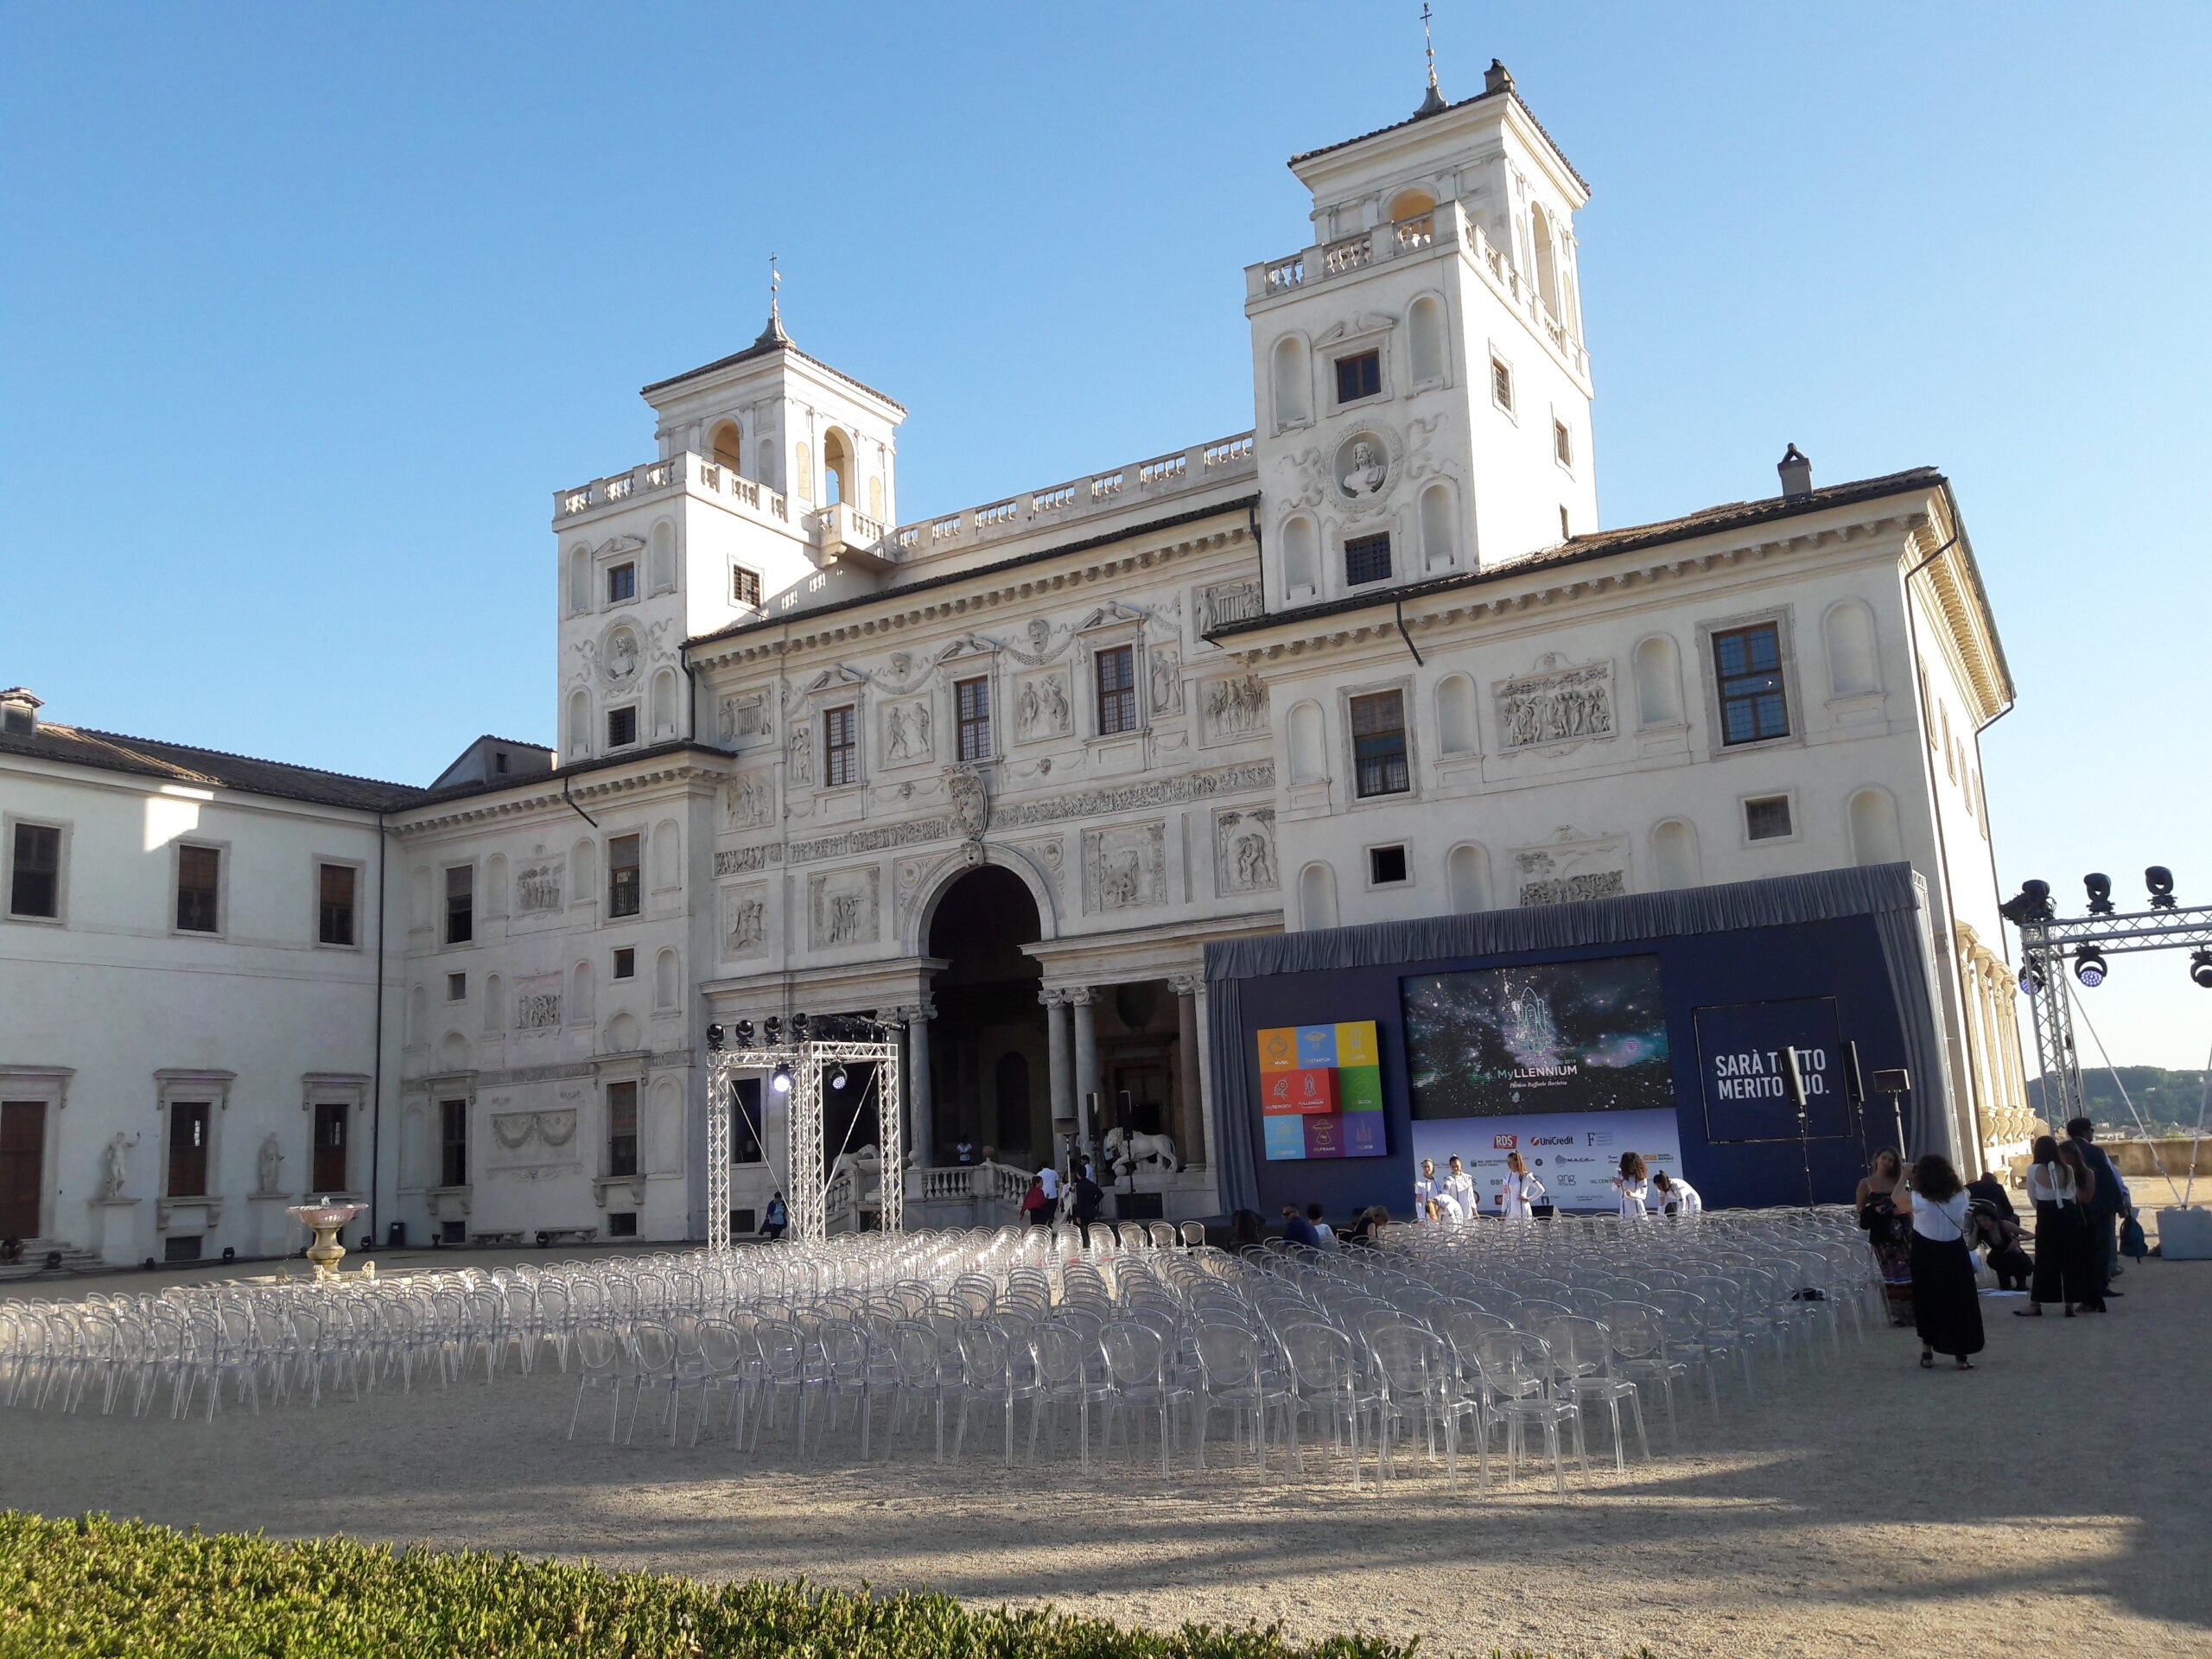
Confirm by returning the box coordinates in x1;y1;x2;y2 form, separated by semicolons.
1403;955;1672;1120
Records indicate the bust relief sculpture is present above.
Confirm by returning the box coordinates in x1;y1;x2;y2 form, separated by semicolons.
1339;437;1389;498
257;1134;284;1195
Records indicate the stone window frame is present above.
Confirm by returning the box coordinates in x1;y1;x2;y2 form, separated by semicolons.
3;810;71;927
301;1071;371;1199
1335;673;1423;811
942;649;1002;767
1077;620;1152;746
169;836;232;939
1487;342;1518;422
310;853;367;952
155;1067;236;1215
804;679;871;796
0;1066;69;1238
1738;787;1803;849
1363;841;1414;890
439;856;477;953
1325;315;1397;416
1696;605;1807;760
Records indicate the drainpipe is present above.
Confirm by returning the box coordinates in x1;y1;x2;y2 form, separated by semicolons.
369;809;387;1247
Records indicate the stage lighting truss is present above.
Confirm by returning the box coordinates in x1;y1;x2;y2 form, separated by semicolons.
702;1039;902;1250
2006;886;2212;1130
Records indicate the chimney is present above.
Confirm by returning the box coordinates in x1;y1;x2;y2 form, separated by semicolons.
1484;59;1514;97
1777;444;1813;501
0;688;41;736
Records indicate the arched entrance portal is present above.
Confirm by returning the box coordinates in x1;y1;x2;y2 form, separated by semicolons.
925;865;1046;1164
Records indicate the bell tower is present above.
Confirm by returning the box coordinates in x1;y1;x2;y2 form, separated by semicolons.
1244;60;1595;609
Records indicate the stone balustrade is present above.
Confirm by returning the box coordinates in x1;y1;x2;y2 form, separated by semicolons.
552;451;791;528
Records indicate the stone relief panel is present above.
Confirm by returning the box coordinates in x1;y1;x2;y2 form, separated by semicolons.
1008;835;1066;900
514;860;563;914
721;882;769;960
1193;579;1264;636
894;855;930;923
1199;673;1269;745
1213;807;1279;895
787;721;813;785
514;975;563;1031
1082;821;1166;914
723;771;774;832
1497;655;1616;752
808;866;880;949
600;626;642;690
883;700;932;766
1334;430;1393;504
1514;831;1628;908
1148;647;1184;716
717;691;772;747
1014;671;1071;741
945;765;989;840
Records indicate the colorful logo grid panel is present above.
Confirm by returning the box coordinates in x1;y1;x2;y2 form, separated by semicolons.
1257;1021;1385;1160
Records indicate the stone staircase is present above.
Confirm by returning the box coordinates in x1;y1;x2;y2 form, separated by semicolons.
0;1239;106;1283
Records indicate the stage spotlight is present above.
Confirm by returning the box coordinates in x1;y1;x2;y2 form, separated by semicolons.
2146;866;2177;910
830;1065;849;1090
763;1015;782;1045
2018;962;2044;996
772;1062;792;1095
706;1023;725;1052
1999;879;2053;925
2074;945;2108;988
2191;950;2212;990
734;1020;754;1048
791;1011;810;1039
2083;873;2113;915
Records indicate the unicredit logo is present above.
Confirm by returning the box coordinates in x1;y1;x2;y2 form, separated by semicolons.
1531;1135;1574;1147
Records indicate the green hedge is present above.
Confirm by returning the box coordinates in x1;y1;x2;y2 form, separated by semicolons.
0;1512;1616;1659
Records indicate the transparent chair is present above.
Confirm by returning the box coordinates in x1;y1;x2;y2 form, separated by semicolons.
1537;1314;1648;1471
1098;1320;1192;1476
1192;1322;1288;1471
1367;1322;1484;1492
1472;1330;1585;1498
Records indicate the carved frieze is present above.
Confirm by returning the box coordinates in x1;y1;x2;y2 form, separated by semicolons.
995;762;1274;829
514;861;563;914
717;692;771;747
1082;821;1166;914
1199;674;1269;744
1497;656;1616;752
514;976;563;1031
1514;831;1628;908
1194;579;1263;636
809;867;880;949
490;1109;578;1150
1213;807;1279;894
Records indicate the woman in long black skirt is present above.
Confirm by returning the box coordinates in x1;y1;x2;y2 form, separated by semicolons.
1896;1153;1985;1370
2018;1134;2102;1316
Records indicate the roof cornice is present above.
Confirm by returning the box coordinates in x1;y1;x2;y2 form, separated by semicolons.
394;748;728;835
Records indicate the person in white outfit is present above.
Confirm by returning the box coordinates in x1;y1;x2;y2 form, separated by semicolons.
1497;1150;1547;1220
1414;1159;1441;1221
1651;1169;1702;1216
1611;1151;1650;1219
1440;1155;1478;1224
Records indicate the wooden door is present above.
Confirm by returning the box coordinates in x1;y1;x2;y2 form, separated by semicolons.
0;1103;46;1236
313;1101;349;1193
1110;1062;1168;1138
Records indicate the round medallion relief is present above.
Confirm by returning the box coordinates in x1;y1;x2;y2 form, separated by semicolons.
601;626;640;686
1334;431;1392;499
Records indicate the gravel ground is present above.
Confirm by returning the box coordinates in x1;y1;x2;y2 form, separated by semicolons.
1;1252;2205;1658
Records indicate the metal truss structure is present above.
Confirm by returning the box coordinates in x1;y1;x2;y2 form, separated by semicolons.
2012;899;2212;1129
704;1039;902;1249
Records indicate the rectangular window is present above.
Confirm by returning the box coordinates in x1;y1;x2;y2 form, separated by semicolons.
312;1100;348;1192
176;846;219;932
1095;646;1137;735
10;823;59;918
1344;533;1393;587
444;864;473;944
1554;419;1573;465
1713;622;1791;745
607;563;636;603
446;970;467;1001
493;751;508;774
612;946;636;979
732;566;761;607
1334;350;1381;404
607;706;638;748
955;677;992;761
823;704;859;786
607;1080;639;1177
440;1098;467;1188
1491;358;1514;411
318;862;356;945
607;1211;639;1237
607;834;641;918
1745;795;1795;842
1369;844;1409;885
167;1101;209;1197
1350;690;1411;798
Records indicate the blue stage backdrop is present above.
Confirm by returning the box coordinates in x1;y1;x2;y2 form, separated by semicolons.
1203;864;1951;1221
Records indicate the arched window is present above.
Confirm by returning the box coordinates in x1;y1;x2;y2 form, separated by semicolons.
570;960;595;1024
1287;700;1328;784
1436;674;1478;756
483;973;505;1034
649;521;676;594
709;419;743;472
822;429;850;506
1633;635;1685;728
1298;861;1338;931
1271;335;1312;429
1446;842;1489;914
566;689;591;757
1420;482;1456;569
1281;514;1319;594
1533;209;1562;318
1822;600;1882;698
1650;819;1700;889
654;947;679;1011
1848;787;1905;866
652;818;681;889
1408;294;1446;384
650;668;679;741
1388;187;1437;223
567;546;590;616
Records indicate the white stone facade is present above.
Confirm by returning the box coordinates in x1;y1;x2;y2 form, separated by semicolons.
0;67;2032;1257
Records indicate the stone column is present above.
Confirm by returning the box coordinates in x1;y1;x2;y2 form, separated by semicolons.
1071;988;1100;1160
1170;974;1207;1166
894;1004;936;1168
1042;989;1073;1165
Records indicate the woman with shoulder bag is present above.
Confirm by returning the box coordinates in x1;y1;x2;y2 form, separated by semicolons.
2018;1135;2102;1316
1855;1148;1913;1325
1891;1154;1985;1370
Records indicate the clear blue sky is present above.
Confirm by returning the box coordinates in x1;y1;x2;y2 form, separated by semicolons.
5;3;2208;1073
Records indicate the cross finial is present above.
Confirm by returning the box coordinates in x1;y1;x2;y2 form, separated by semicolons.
1416;3;1447;114
769;252;780;325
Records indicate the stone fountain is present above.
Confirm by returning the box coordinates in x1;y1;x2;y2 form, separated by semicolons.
285;1198;365;1283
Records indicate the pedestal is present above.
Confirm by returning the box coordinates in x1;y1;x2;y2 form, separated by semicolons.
91;1198;140;1267
249;1193;297;1259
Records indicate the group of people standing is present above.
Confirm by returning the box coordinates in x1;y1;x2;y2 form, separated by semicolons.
1411;1150;1702;1223
1856;1116;2137;1371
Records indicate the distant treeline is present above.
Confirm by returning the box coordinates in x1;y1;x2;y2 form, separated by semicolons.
2027;1066;2211;1137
